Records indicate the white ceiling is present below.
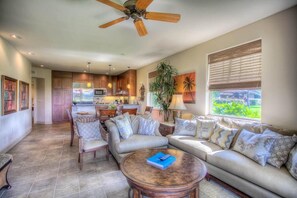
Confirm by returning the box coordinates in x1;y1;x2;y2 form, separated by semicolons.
0;0;296;74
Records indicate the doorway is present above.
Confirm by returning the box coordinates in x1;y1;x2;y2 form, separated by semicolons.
32;77;45;124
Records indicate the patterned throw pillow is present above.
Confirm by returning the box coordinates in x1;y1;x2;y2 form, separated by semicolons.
210;123;238;149
233;129;275;166
76;120;102;140
196;119;217;139
137;117;158;136
173;118;197;136
286;145;297;179
263;129;297;168
115;116;133;139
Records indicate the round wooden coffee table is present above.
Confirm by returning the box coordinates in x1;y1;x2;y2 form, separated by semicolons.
120;149;207;198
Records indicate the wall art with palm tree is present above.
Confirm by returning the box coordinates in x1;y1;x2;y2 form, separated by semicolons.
174;72;196;103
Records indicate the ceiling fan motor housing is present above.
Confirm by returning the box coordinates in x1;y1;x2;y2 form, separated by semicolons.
124;0;145;19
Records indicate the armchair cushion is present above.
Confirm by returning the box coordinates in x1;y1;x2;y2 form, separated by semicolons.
76;120;102;140
116;135;168;154
83;139;108;151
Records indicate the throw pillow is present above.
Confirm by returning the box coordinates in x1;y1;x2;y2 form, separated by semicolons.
76;120;102;140
286;145;297;179
196;119;217;139
233;129;275;166
114;116;133;139
137;117;158;136
210;123;238;149
263;129;297;168
173;118;197;136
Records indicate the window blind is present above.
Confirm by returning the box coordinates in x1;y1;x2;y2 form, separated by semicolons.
208;40;262;90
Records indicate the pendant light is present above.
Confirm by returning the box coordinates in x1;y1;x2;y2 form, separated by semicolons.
86;62;92;88
107;64;112;89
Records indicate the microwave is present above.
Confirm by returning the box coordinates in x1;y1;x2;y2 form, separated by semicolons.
94;88;107;96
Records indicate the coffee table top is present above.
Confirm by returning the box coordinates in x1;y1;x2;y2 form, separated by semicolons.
120;149;207;192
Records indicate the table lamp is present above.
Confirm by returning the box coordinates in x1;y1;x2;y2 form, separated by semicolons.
169;94;187;123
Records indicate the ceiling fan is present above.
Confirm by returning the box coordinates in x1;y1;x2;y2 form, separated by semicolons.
97;0;181;36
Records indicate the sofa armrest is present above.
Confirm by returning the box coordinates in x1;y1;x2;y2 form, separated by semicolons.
105;120;121;145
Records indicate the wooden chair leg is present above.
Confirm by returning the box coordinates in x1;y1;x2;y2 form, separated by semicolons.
79;153;83;170
94;151;96;158
70;130;74;146
78;153;80;163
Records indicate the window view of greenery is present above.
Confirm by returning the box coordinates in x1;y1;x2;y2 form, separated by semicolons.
210;90;261;119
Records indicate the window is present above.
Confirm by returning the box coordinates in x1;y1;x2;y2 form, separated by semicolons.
208;40;262;119
148;71;160;108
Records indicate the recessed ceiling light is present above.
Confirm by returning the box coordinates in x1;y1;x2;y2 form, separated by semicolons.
40;65;44;67
28;52;34;55
10;34;22;39
112;67;115;70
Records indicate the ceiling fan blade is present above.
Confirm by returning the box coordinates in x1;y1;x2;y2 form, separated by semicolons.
99;17;127;28
96;0;127;11
134;18;148;36
136;0;153;10
144;12;181;23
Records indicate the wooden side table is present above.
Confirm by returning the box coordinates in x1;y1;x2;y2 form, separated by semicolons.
159;122;175;136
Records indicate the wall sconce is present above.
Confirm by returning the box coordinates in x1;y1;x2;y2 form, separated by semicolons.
127;84;130;89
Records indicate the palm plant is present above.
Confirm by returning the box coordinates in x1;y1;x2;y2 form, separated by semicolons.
150;62;178;121
183;76;195;102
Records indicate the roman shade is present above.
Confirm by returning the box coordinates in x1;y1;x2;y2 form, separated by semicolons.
208;40;262;90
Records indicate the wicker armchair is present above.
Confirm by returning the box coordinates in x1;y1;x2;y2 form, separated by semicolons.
74;117;109;170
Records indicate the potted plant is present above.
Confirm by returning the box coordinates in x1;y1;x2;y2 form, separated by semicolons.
150;61;178;121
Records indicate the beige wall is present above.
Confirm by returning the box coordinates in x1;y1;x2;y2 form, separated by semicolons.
0;37;32;152
32;66;52;124
137;6;297;130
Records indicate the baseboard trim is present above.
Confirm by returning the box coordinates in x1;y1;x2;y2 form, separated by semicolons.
2;128;32;153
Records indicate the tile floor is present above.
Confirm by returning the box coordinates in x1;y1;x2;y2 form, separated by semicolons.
0;123;239;198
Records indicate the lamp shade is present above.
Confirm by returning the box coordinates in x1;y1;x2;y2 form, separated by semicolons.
169;94;187;110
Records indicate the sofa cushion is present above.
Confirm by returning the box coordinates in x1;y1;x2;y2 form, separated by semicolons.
167;135;222;161
263;129;297;168
195;119;217;140
138;117;158;136
286;145;297;180
115;116;133;139
233;129;275;166
207;150;297;198
210;123;238;149
173;118;197;136
116;135;168;154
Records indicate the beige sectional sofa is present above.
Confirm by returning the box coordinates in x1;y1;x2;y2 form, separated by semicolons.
168;116;297;198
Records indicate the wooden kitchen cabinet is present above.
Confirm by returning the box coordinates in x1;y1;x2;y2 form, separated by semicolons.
116;69;136;96
52;71;73;123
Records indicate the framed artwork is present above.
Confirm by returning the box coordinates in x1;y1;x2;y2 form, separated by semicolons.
1;75;18;115
19;81;29;110
174;72;196;104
